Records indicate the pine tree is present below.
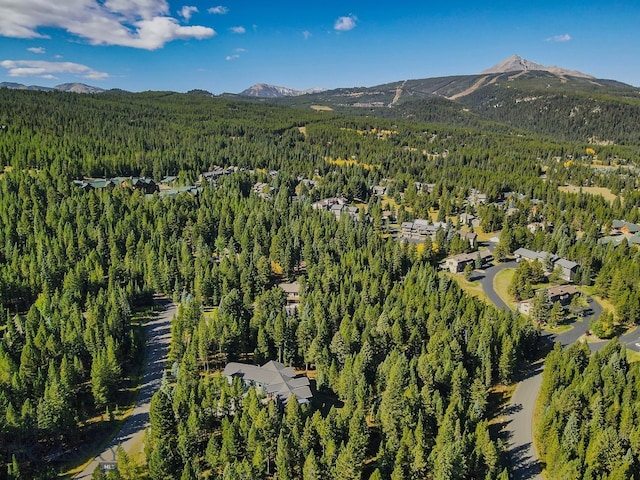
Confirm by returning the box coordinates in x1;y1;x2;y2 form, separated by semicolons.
302;450;321;480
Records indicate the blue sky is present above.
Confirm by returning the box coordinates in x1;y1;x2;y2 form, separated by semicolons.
0;1;638;93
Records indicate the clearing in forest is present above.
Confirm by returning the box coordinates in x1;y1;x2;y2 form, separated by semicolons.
558;184;619;203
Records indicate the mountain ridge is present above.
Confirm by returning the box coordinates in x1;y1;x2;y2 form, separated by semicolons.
240;83;326;98
0;82;106;93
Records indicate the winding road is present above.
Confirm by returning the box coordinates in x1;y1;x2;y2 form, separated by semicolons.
74;298;175;479
478;248;640;479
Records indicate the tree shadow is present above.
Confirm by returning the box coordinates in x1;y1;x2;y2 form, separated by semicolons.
509;441;543;479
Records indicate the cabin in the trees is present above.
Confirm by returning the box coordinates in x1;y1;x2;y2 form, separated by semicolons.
223;361;312;405
278;281;300;316
513;247;579;282
401;219;448;241
444;250;493;273
312;196;347;211
466;188;487;206
458;230;478;248
459;213;480;228
516;284;579;315
371;185;387;196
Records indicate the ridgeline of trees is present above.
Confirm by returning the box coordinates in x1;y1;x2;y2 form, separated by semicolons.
536;341;640;479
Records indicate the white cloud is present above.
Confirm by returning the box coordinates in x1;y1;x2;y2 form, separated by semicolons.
225;54;239;61
27;46;46;54
230;26;245;34
208;5;228;14
234;48;246;53
0;60;109;80
179;6;198;22
546;33;571;43
334;15;357;32
302;30;311;40
0;0;216;50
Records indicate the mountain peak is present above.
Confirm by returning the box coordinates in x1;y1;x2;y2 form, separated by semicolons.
54;83;105;94
240;83;326;98
481;55;594;79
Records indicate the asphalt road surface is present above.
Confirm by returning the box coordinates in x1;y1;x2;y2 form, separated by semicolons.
477;253;607;480
74;299;175;479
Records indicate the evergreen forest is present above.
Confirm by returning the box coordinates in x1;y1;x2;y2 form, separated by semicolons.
0;87;639;479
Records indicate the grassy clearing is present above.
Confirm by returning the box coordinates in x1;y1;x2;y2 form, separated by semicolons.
446;272;490;305
474;226;500;243
493;268;517;310
558;185;619;203
310;105;333;111
324;156;377;170
578;286;615;312
542;324;573;334
626;348;640;363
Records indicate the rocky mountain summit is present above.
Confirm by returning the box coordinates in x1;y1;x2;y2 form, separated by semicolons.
481;54;594;79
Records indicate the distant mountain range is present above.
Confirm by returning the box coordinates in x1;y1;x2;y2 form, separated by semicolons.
237;55;601;99
239;83;326;98
246;55;640;144
0;82;105;94
3;56;640;144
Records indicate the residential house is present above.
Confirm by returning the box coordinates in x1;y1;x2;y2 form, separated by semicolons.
513;247;579;282
466;189;487;206
401;219;448;241
458;230;478;249
444;250;493;273
253;182;274;199
554;258;580;282
514;248;556;264
330;204;359;220
130;177;158;193
459;213;479;228
311;196;347;211
222;360;312;405
516;285;579;315
278;282;300;316
527;222;553;233
371;185;387;196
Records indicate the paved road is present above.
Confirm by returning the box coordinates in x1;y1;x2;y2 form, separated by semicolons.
74;299;175;479
476;253;606;480
477;258;515;310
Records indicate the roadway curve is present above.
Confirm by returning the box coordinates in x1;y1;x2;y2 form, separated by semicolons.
478;255;604;480
74;298;175;479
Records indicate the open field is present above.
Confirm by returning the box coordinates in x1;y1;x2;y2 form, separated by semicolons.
446;272;490;304
324;156;377;170
310;105;333;111
493;268;516;310
558;185;619;203
474;226;500;243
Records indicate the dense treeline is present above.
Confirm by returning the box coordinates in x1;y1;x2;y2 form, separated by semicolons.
0;87;638;478
460;82;640;145
145;190;539;479
536;341;640;478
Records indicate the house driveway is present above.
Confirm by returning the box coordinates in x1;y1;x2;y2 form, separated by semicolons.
74;299;175;479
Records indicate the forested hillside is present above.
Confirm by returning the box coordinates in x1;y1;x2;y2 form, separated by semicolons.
536;341;640;478
0;88;639;479
270;70;640;145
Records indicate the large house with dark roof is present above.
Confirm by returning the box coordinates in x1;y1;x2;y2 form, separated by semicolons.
513;247;579;282
223;361;312;405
